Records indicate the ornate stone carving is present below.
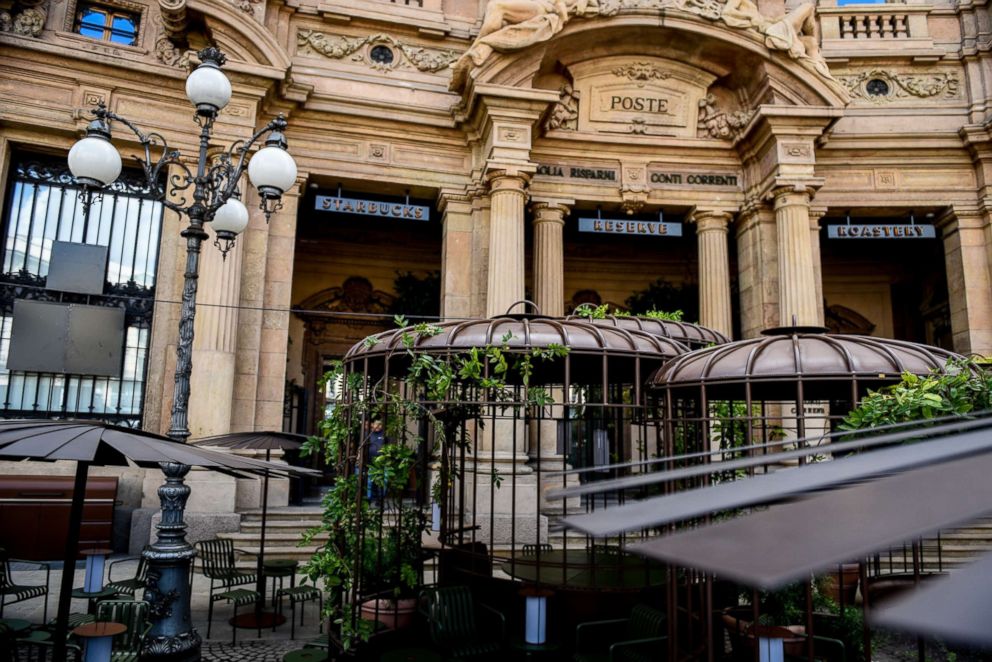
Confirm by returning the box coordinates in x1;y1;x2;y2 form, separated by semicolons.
227;0;262;13
297;30;459;74
612;62;670;81
154;34;193;68
0;0;46;37
544;82;580;131
697;94;754;140
158;0;187;38
450;0;846;101
837;69;960;102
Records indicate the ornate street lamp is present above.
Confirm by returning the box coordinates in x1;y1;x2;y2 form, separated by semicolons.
67;47;297;660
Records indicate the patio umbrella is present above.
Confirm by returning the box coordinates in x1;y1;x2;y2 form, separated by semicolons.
193;431;310;627
0;419;319;658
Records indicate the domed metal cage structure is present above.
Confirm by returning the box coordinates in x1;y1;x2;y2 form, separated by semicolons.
563;314;730;350
319;314;690;653
627;327;963;660
652;327;961;458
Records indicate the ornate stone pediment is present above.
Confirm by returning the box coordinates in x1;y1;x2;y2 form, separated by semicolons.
450;0;848;105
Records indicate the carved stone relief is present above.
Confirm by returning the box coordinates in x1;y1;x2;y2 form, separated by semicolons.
297;30;459;74
612;62;670;82
1;0;48;37
696;93;754;140
836;69;960;103
450;0;847;102
544;82;580;131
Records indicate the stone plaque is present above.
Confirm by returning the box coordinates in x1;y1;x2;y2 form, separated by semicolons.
567;56;716;138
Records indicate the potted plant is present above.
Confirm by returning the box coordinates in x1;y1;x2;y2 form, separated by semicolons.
357;443;425;630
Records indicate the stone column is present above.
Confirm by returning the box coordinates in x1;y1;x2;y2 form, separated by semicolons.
486;171;529;318
470;193;491;318
439;191;474;320
939;208;992;355
531;201;568;317
230;187;270;432
809;207;827;326
187;224;242;438
773;186;820;327
254;184;301;431
736;204;779;338
692;210;734;338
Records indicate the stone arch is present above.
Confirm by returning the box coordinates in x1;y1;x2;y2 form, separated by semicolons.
187;0;291;73
456;9;849;110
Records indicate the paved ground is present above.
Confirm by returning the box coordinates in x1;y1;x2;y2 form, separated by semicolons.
5;556;326;661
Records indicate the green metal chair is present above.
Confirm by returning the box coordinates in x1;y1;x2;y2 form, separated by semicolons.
521;543;553;556
420;585;504;660
0;548;49;622
95;599;151;662
573;603;667;662
193;539;256;638
12;639;83;661
106;549;149;598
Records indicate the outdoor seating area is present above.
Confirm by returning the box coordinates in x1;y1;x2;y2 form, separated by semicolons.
1;315;990;662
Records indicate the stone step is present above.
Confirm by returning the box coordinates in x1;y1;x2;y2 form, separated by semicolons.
217;531;327;544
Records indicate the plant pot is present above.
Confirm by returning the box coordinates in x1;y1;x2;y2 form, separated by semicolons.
360;597;417;630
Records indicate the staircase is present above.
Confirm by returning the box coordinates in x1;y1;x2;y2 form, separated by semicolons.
217;506;327;565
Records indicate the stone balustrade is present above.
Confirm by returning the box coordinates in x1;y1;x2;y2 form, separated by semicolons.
818;0;939;60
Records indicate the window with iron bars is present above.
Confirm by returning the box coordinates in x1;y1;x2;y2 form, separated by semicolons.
0;155;162;427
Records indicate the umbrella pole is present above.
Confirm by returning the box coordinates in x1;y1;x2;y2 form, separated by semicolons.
54;461;90;660
256;452;270;618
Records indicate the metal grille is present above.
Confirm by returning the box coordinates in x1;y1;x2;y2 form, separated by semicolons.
0;156;161;426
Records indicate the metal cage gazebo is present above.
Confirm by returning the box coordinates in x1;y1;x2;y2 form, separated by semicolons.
313;311;706;654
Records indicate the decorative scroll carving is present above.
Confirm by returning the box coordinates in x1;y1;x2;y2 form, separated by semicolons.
697;94;755;139
158;0;187;38
612;62;671;81
837;69;960;102
544;82;580;131
297;30;459;73
450;0;847;101
0;0;47;37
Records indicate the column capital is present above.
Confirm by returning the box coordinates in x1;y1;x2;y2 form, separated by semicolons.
770;183;816;210
531;201;570;225
437;187;475;216
486;168;531;193
809;205;829;229
688;210;734;233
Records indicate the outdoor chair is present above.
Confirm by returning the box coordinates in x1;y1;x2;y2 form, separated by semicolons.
573;603;667;662
106;548;149;598
193;539;257;638
276;585;322;640
11;639;83;662
521;543;553;556
95;599;151;662
0;547;49;622
420;585;504;660
723;613;846;662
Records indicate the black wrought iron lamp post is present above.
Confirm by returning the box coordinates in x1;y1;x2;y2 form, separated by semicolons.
67;47;297;660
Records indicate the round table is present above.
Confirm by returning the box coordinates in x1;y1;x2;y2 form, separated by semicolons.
511;639;561;660
0;618;31;635
499;550;665;590
263;558;299;604
71;587;117;614
73;621;126;662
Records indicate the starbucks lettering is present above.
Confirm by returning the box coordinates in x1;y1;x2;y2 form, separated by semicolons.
609;96;669;113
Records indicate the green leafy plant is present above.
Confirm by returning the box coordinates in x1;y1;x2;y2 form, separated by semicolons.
300;321;569;652
625;277;698;321
840;359;992;431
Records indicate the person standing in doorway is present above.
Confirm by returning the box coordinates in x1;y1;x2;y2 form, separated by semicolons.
366;419;387;504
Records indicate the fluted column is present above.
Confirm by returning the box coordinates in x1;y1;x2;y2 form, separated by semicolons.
773;186;820;327
531;202;568;317
692;210;734;338
486;171;529;317
187;223;243;438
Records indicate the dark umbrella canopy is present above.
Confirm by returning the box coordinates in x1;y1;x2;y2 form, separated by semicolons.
0;420;313;476
190;430;310;628
193;430;307;451
0;419;318;655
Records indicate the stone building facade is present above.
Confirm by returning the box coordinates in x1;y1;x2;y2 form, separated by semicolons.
1;0;991;523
